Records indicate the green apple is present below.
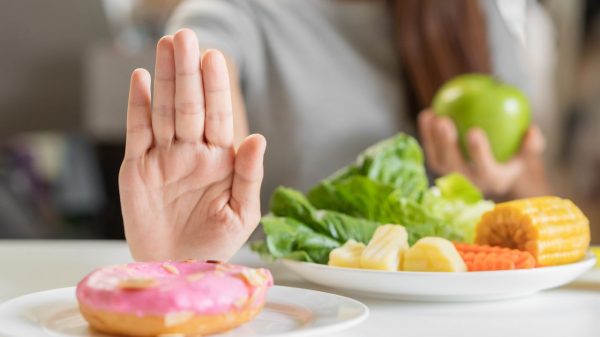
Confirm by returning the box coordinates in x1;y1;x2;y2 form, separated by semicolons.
432;74;531;163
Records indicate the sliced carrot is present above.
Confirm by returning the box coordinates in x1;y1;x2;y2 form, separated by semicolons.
454;243;536;271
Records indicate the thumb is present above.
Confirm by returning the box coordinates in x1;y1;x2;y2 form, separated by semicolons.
230;134;266;226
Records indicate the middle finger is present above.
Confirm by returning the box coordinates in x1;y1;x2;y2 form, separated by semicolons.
173;29;205;143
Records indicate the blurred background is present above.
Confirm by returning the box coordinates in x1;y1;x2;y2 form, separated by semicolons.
0;0;599;241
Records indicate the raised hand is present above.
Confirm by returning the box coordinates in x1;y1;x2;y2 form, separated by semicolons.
119;29;266;261
418;109;549;198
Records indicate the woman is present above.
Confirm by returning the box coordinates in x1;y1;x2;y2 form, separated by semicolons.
120;0;552;261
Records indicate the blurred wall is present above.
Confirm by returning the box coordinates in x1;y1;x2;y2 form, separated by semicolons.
0;1;110;137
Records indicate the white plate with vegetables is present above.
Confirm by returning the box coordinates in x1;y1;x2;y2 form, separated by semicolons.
282;256;596;302
282;210;594;302
253;134;593;301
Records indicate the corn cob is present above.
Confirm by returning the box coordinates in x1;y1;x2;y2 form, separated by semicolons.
403;237;466;272
328;240;365;268
476;197;590;266
361;225;408;271
454;243;536;271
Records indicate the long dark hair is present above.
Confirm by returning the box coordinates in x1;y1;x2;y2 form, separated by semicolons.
391;0;492;117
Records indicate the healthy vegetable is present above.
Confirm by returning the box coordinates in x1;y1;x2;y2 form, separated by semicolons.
307;176;395;221
476;197;590;266
309;176;445;244
454;243;536;271
421;174;494;243
253;133;493;264
271;187;381;244
403;237;467;272
321;133;429;199
308;134;427;210
309;171;493;244
258;215;340;264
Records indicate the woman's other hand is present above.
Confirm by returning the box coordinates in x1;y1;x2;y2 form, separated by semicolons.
418;110;550;198
119;29;266;262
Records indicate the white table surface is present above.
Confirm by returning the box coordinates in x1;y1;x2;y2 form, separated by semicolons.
1;240;600;337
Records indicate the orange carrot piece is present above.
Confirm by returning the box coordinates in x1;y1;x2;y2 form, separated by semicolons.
454;243;536;271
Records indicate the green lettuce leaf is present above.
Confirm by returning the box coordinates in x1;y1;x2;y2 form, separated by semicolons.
354;134;428;199
308;176;394;220
434;173;483;204
307;176;457;245
270;186;381;244
312;209;380;245
256;134;494;263
318;134;428;199
307;171;492;244
378;192;452;244
260;215;340;264
270;187;315;227
421;173;494;243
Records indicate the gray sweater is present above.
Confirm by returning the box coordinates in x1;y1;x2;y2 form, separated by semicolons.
168;0;533;204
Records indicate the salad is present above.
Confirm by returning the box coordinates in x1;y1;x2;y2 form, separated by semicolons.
253;133;591;273
252;133;494;265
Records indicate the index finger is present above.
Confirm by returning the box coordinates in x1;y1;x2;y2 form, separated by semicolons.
418;110;441;170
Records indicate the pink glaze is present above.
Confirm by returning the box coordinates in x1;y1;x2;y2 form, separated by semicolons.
76;261;273;316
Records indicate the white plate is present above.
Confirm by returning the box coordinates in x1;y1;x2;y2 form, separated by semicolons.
282;254;596;302
0;285;368;337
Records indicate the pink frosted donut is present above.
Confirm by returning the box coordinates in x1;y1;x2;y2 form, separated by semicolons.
76;260;273;337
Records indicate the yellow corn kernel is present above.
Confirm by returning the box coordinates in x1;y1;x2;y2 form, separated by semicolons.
590;246;600;268
476;197;590;266
360;225;408;271
403;237;467;272
328;240;366;268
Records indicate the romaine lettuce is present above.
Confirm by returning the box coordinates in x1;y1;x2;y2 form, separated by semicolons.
253;133;494;263
259;215;340;264
271;186;380;244
421;173;494;243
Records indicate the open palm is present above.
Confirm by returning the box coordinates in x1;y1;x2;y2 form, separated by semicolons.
119;29;266;261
